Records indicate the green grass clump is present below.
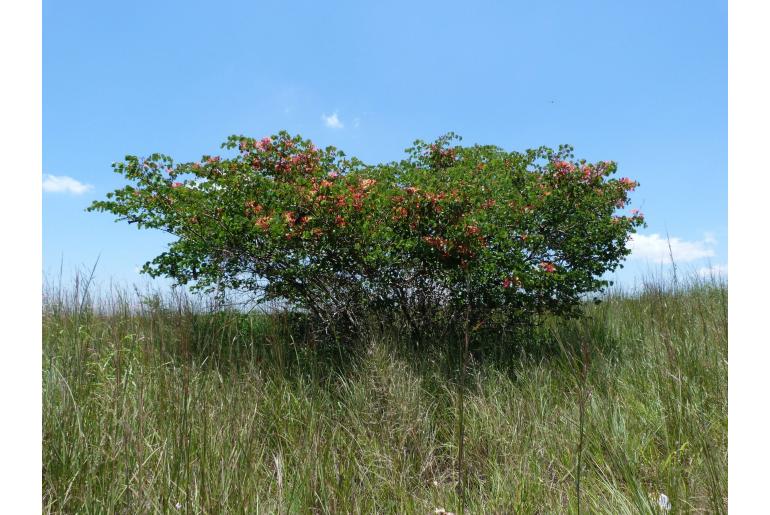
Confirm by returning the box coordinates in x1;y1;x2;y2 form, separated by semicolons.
42;273;726;513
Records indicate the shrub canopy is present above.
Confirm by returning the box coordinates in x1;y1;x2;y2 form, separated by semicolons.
89;132;644;338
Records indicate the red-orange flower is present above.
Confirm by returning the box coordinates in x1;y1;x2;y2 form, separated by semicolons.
539;261;556;273
360;178;377;190
393;206;408;221
255;216;271;231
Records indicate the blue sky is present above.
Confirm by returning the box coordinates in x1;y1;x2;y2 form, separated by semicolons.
43;0;727;288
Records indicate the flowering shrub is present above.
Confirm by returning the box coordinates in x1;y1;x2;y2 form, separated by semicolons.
89;132;644;339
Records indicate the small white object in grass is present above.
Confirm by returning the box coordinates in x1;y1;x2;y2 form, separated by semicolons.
658;493;671;511
175;501;182;510
434;509;455;515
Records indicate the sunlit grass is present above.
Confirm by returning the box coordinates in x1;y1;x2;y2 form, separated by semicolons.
42;272;726;513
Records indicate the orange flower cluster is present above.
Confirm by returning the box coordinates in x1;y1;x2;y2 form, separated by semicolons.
255;216;271;231
392;206;409;221
539;261;557;273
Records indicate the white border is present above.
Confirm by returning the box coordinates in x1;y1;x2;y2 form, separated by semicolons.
0;0;42;510
0;0;752;510
729;0;769;511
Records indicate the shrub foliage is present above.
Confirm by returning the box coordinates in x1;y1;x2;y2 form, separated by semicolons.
89;132;644;338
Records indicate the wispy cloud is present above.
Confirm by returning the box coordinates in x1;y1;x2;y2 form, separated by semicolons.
628;233;716;263
321;112;344;129
42;174;93;195
697;264;727;278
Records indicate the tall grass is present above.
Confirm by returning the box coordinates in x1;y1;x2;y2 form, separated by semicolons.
42;272;726;513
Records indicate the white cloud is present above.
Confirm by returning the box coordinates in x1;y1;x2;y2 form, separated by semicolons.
697;264;728;278
42;174;93;195
628;233;716;264
321;112;344;129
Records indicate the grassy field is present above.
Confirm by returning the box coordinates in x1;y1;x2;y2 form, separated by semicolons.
42;273;727;514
